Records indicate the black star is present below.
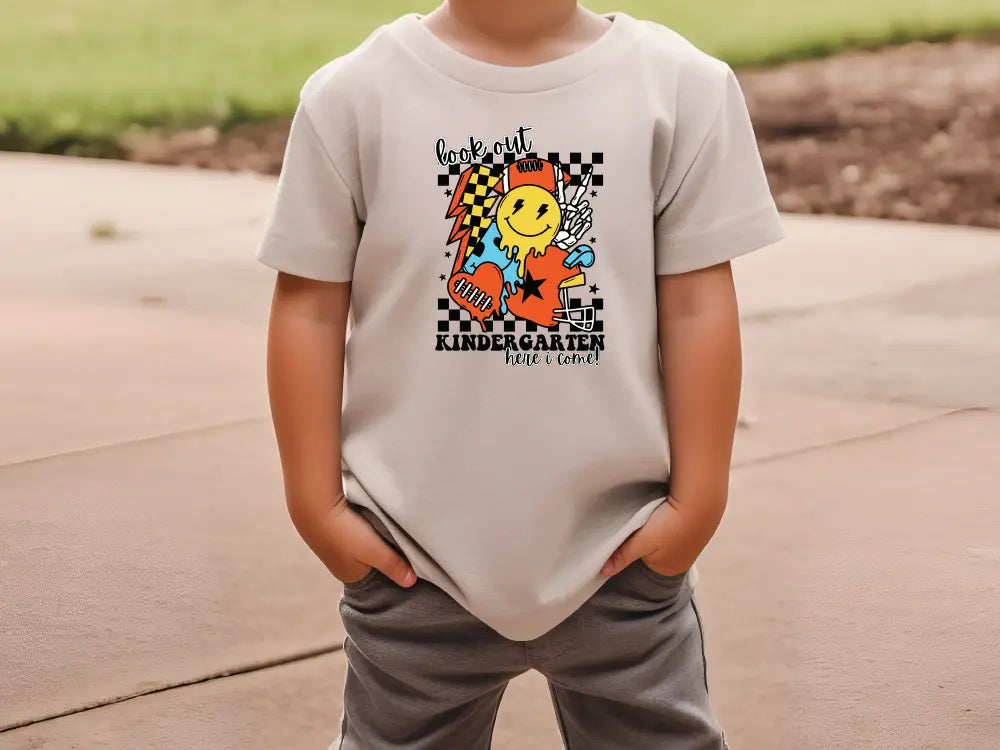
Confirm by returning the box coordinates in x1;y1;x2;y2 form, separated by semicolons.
444;251;451;258
439;274;446;281
520;270;546;301
590;190;597;197
444;189;452;196
589;284;599;294
589;237;597;244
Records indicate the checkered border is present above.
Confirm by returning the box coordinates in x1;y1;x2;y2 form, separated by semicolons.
438;150;605;188
437;297;605;335
437;150;604;338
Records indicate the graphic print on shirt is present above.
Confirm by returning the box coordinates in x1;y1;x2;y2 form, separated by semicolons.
434;127;605;365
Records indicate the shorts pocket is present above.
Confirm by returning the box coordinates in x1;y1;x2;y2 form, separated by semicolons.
636;557;689;586
600;559;692;613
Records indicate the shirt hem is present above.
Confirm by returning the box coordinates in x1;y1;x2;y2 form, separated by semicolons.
655;205;787;275
256;240;355;282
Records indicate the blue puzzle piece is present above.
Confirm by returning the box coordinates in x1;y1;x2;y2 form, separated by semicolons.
462;223;522;314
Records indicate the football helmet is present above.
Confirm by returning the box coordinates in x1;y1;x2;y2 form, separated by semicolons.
552;287;596;332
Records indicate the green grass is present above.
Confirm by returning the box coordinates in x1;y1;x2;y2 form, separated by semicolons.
2;0;998;155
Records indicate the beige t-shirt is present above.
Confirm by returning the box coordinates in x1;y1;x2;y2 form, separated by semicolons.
257;11;785;640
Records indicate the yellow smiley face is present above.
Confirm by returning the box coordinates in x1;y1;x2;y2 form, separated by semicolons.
496;184;561;250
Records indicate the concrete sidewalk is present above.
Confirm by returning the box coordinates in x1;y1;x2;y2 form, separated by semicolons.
1;153;997;749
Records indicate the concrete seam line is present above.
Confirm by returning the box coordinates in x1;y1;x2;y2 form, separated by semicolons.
0;415;270;471
0;642;345;733
732;406;985;470
739;292;879;323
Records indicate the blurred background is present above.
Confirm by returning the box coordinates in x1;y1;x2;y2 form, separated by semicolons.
2;0;999;226
1;2;998;749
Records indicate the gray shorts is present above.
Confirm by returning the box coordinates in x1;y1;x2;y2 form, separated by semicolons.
331;509;727;750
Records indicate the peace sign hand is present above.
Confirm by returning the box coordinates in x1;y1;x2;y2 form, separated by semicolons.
553;199;593;250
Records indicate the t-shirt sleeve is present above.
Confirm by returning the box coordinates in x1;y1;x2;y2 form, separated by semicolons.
654;65;785;275
255;102;362;282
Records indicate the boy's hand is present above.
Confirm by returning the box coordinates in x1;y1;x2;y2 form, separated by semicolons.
299;492;417;588
600;262;742;579
552;198;593;250
265;274;417;589
600;495;717;578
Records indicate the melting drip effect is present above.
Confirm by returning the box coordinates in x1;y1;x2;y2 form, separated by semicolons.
500;242;548;281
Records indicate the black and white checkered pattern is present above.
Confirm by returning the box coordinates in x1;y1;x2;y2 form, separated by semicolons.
437;151;605;189
545;151;605;187
436;297;604;334
437;150;605;337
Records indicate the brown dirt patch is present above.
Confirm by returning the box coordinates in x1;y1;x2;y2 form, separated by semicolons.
125;39;1000;229
742;39;1000;228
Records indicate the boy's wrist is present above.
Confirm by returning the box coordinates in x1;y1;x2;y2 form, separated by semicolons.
641;491;726;573
601;489;727;577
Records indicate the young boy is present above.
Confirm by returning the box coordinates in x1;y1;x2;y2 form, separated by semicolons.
257;1;784;747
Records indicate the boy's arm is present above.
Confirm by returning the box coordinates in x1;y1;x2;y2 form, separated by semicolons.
601;260;741;577
266;272;416;587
